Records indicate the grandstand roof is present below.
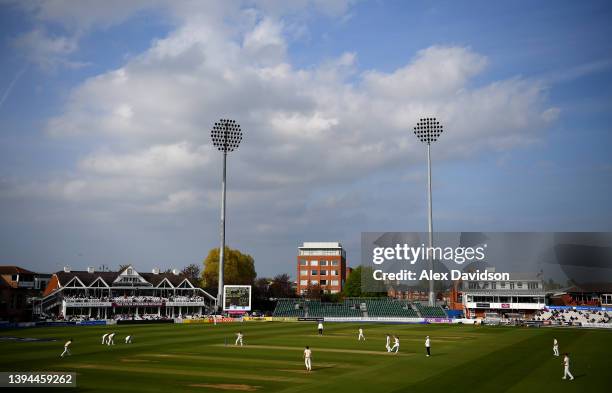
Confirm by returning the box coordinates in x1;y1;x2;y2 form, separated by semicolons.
54;268;194;288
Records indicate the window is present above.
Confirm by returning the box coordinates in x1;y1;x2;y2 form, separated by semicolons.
331;261;339;266
517;282;523;288
320;280;327;285
300;280;308;286
311;270;318;275
320;270;327;276
299;259;308;266
528;282;539;289
331;270;338;276
311;280;318;285
300;270;308;276
11;274;18;281
127;268;133;275
331;280;339;286
310;260;318;266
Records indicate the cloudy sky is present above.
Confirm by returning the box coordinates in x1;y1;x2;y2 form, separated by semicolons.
0;0;611;278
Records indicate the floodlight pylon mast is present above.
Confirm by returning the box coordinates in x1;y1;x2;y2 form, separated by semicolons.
426;143;434;306
211;119;242;312
413;118;444;306
218;149;227;312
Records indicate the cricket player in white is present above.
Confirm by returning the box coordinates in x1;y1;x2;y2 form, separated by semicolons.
390;336;400;353
553;338;559;357
425;336;431;357
125;335;132;344
385;334;391;352
102;333;109;345
60;338;72;358
317;322;324;336
107;332;115;346
304;346;312;371
235;331;244;346
562;353;574;380
358;328;365;341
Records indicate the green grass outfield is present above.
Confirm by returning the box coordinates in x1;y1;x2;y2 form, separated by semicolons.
0;322;610;392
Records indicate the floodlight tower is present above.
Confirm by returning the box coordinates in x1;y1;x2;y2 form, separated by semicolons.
211;119;243;311
413;117;444;306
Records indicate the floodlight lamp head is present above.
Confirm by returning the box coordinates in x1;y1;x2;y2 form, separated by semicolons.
413;117;443;145
211;118;243;152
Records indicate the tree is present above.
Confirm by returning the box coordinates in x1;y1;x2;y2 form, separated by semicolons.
269;273;294;298
201;246;257;289
343;267;362;297
304;283;323;299
181;263;201;284
252;277;275;312
343;266;386;297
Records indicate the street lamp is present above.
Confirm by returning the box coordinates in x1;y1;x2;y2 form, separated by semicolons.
413;117;444;306
211;118;243;311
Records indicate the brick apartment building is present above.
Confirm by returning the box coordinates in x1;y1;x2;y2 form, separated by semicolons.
296;242;347;295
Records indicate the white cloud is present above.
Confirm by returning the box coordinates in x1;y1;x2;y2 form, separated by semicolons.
12;28;83;70
6;1;558;221
79;142;210;177
143;190;202;214
363;46;488;99
243;18;287;65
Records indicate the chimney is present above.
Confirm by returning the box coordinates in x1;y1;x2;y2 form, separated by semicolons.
63;266;71;273
152;267;160;275
87;266;95;274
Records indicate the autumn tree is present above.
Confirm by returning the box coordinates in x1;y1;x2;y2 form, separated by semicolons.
201;246;256;290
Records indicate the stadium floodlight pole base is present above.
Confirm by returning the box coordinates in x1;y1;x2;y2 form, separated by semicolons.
427;143;434;307
217;151;227;312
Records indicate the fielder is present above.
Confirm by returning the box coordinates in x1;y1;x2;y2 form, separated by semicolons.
390;336;400;354
107;332;115;346
385;334;391;352
304;346;312;372
102;333;109;345
317;321;324;336
425;336;431;357
553;338;559;357
60;338;72;358
125;335;132;344
358;327;365;341
562;353;574;381
235;331;244;346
